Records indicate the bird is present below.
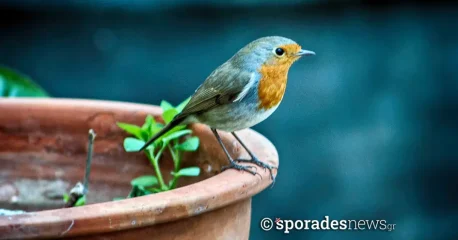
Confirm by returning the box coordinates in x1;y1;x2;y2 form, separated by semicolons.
139;36;315;184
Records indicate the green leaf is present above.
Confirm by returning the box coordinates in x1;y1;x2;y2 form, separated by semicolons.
175;136;200;151
162;108;178;124
63;193;70;203
128;186;138;198
161;129;192;144
176;96;191;112
123;137;146;152
131;175;158;187
141;115;155;131
117;122;144;140
141;115;159;140
127;185;152;198
149;187;163;193
160;100;174;112
113;197;124;201
173;167;201;177
137;186;152;196
0;66;49;97
75;195;86;206
163;124;187;137
149;123;163;137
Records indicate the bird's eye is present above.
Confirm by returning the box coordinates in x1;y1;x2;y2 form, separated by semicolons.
275;48;285;56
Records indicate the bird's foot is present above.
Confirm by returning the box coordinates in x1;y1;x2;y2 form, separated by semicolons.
235;157;277;186
222;161;260;177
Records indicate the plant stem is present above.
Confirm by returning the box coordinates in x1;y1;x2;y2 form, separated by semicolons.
167;143;183;189
170;176;178;189
83;129;96;194
148;147;166;190
64;129;96;207
168;145;178;170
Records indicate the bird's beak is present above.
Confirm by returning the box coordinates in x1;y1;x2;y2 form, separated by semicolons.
296;49;316;56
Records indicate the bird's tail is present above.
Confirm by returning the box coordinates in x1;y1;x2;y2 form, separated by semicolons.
138;116;186;152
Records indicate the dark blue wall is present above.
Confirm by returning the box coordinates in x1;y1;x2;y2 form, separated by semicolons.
2;1;458;239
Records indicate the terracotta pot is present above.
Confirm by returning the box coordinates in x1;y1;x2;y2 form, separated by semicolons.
0;98;278;239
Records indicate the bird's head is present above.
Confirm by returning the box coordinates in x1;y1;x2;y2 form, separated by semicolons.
233;36;315;71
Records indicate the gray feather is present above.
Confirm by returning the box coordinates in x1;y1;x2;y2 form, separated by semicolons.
179;61;253;116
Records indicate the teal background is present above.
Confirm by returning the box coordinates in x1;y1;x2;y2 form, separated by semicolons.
1;1;458;239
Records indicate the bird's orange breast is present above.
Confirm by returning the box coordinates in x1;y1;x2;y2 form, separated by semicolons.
257;63;290;110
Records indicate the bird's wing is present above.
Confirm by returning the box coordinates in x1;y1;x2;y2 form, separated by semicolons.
179;62;255;117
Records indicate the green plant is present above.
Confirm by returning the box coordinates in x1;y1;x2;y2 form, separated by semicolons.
116;97;201;198
0;65;49;97
63;193;86;207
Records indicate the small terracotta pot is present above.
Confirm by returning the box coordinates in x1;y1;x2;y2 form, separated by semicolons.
0;98;278;239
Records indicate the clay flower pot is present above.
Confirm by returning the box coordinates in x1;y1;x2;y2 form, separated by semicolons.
0;98;278;239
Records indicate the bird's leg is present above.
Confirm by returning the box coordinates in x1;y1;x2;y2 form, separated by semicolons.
232;132;277;184
211;128;258;176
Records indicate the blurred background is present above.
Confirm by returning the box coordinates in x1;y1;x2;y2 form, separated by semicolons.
1;0;458;239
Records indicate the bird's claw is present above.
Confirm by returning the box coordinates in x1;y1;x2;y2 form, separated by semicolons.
235;158;276;184
222;161;261;178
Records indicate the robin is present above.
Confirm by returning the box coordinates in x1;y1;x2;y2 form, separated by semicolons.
139;36;315;184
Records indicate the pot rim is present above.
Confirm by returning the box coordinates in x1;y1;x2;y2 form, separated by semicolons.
0;98;279;239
